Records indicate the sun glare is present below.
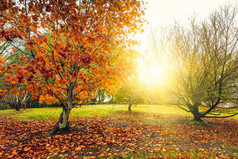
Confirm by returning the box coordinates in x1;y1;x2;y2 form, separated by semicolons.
138;54;170;85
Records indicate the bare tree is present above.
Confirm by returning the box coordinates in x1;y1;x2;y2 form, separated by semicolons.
169;5;238;121
147;27;171;63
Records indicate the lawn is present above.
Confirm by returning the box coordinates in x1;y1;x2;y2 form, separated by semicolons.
0;104;238;158
0;104;191;121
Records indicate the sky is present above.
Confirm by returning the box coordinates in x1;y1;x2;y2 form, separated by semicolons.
136;0;238;84
146;0;238;28
136;0;238;50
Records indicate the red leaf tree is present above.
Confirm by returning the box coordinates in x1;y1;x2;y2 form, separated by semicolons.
0;0;145;133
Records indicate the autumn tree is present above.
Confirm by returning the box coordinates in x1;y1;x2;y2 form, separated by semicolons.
114;78;146;111
0;31;30;110
1;39;36;110
0;0;145;133
169;5;238;121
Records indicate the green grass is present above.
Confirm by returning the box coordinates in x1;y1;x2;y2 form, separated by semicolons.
0;107;62;120
0;104;190;121
133;104;191;115
189;120;211;127
0;104;237;121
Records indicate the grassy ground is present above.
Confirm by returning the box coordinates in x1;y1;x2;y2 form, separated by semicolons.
0;104;237;120
0;104;192;121
0;104;238;158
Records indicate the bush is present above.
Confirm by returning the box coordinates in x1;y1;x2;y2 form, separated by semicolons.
0;101;10;110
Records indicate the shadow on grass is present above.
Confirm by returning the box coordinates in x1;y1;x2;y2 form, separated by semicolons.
111;110;192;125
189;120;212;127
0;110;28;117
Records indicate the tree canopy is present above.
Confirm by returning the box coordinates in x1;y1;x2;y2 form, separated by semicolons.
0;0;146;133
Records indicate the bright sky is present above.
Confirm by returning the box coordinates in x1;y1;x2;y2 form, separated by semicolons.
137;0;238;85
137;0;238;48
146;0;238;28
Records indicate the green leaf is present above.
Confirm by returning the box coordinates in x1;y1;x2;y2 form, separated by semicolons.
48;77;55;85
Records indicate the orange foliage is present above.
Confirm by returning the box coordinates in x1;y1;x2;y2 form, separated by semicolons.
0;0;146;104
39;94;60;105
0;57;6;75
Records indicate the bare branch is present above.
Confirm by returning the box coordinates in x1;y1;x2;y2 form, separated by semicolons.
57;86;67;90
203;113;238;118
74;89;84;97
53;91;65;105
176;104;190;112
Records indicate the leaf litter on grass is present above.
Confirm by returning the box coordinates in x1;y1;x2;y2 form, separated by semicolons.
0;115;238;158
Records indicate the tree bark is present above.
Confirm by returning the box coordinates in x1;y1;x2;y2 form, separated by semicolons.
9;101;21;111
51;101;72;134
15;103;21;111
188;102;203;121
51;82;75;135
128;102;132;111
192;114;203;122
190;103;203;121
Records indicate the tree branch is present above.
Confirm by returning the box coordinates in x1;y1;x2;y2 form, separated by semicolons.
203;113;238;118
53;91;65;105
176;104;190;112
52;50;64;80
57;86;67;90
74;89;84;97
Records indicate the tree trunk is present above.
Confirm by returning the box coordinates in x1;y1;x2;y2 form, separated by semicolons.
191;103;203;121
128;102;132;111
51;82;75;135
51;102;72;134
15;103;21;111
9;101;21;111
192;113;203;121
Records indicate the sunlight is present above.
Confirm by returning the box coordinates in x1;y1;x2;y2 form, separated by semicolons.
138;54;170;85
145;63;163;84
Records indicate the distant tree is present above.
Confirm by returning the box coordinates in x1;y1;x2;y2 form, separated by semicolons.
96;88;112;104
4;89;30;111
114;79;145;111
169;5;238;121
0;33;33;110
